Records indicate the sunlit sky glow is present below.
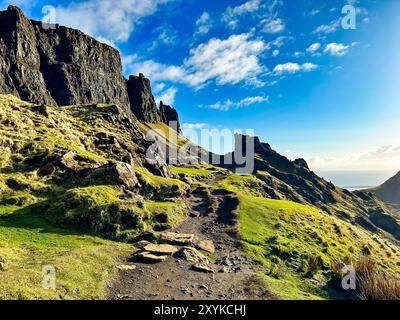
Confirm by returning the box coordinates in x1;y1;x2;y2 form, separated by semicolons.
2;0;400;178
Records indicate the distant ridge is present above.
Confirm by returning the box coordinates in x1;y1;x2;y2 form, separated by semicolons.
369;171;400;204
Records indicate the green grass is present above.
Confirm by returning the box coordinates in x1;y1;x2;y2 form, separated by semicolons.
215;174;400;300
0;95;192;299
170;166;217;178
0;204;131;300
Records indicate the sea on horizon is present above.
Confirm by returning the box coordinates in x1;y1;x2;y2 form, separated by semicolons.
315;170;397;191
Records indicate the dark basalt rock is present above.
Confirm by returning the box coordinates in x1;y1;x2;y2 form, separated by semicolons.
127;73;160;123
0;6;182;130
159;101;181;133
0;6;130;109
294;158;309;170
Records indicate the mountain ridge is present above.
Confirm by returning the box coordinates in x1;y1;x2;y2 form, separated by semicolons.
368;171;400;205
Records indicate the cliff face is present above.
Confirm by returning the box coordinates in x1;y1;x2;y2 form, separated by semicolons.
0;6;181;130
0;6;129;108
159;101;181;133
127;74;160;123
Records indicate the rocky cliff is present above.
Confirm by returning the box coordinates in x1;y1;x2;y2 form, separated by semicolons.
0;6;180;130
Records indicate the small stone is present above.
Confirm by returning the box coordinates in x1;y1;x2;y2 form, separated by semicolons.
176;247;209;264
134;240;152;250
218;267;230;273
191;264;214;274
0;256;7;271
39;163;56;176
135;252;168;263
196;240;215;254
116;264;137;271
190;211;200;218
159;232;195;246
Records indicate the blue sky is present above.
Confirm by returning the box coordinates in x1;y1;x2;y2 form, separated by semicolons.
2;0;400;176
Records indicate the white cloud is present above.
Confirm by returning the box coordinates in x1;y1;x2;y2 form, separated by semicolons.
182;123;208;129
306;43;321;53
55;0;173;43
155;87;178;106
153;83;166;93
129;33;267;89
309;9;320;16
273;62;318;75
324;43;349;56
195;12;213;36
309;145;400;171
312;19;341;34
261;18;285;34
272;49;279;57
222;0;260;29
200;96;268;112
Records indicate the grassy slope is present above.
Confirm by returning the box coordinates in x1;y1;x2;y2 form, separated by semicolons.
0;204;132;299
215;174;400;300
0;95;188;299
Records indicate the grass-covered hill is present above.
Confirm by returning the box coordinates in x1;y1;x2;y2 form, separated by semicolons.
0;94;399;300
367;171;400;205
0;94;194;299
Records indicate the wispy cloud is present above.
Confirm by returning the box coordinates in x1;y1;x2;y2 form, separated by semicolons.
261;18;285;34
312;19;341;34
273;62;318;75
200;96;268;112
306;43;321;53
195;12;213;36
222;0;260;29
324;43;349;56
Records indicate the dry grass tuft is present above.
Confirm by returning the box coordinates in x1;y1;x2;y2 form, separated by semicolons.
331;256;400;300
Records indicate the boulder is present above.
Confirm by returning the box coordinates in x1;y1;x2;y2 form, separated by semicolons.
39;163;56;175
89;162;139;189
60;151;81;171
159;232;196;246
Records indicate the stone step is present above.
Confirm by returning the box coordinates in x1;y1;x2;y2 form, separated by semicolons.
135;252;169;263
143;243;179;255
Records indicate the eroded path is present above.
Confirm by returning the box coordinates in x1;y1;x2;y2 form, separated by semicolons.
106;178;273;300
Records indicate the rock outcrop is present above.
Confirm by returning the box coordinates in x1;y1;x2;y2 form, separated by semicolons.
0;6;181;128
127;73;161;123
159;101;181;133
